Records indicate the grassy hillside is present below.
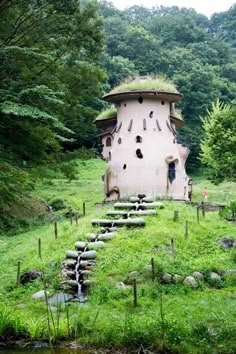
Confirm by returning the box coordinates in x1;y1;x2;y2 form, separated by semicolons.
0;158;235;353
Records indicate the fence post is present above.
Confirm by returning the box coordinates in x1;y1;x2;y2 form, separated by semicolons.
83;202;86;216
197;207;200;224
151;257;155;281
133;279;137;307
173;210;179;221
16;261;21;287
75;213;79;226
202;203;205;218
54;221;58;239
38;238;42;259
185;221;189;239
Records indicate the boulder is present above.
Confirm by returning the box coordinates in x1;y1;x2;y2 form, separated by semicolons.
48;292;73;304
32;290;49;299
20;269;42;285
210;272;221;281
173;274;183;283
97;232;116;241
87;241;105;249
79;260;96;268
218;237;236;249
124;271;140;285
223;269;236;279
74;241;87;250
80;250;97;260
116;282;127;289
62;259;77;268
183;276;198;289
192;272;204;281
65;251;79;259
161;272;172;284
86;233;97;241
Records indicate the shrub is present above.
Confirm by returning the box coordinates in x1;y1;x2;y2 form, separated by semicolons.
49;198;66;211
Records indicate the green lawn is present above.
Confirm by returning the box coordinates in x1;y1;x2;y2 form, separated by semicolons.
0;158;235;353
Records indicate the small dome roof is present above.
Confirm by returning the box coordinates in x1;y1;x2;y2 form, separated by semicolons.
103;76;182;103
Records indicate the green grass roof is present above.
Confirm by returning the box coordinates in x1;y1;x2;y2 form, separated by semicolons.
109;76;178;95
95;107;117;122
171;109;183;121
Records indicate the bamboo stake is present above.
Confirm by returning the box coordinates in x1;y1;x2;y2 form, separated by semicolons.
16;261;21;287
54;221;58;239
133;279;137;307
38;238;42;259
151;257;155;281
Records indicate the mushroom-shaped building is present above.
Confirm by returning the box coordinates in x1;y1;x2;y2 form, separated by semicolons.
95;76;190;200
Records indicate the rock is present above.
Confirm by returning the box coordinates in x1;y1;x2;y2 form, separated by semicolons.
192;272;204;281
32;290;49;299
87;241;105;249
80;250;97;260
223;269;236;279
183;276;198;288
20;269;42;285
218;237;236;249
210;272;221;281
81;279;94;289
97;232;116;241
116;282;127;289
65;251;79;259
48;292;73;304
86;233;97;241
141;265;153;276
173;274;183;283
80;270;92;277
79;260;96;268
124;271;140;285
62;259;77;268
74;241;87;250
65;280;78;288
62;270;75;279
161;272;172;284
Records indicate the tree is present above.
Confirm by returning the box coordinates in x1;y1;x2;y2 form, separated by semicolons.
201;101;236;182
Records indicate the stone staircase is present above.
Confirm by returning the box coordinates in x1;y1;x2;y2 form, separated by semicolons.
61;195;164;300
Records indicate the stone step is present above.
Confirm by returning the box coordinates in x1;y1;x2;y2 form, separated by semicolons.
107;210;156;216
114;202;164;210
91;218;145;227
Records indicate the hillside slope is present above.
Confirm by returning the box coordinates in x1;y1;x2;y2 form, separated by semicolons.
0;158;235;353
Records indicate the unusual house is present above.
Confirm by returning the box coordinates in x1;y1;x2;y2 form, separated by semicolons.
95;77;190;201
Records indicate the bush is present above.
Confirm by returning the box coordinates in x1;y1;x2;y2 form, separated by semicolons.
49;198;66;211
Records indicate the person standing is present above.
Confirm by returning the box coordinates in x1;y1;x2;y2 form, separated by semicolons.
203;187;208;203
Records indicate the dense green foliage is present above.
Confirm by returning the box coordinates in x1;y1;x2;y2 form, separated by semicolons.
201;101;236;182
0;0;105;215
99;1;236;170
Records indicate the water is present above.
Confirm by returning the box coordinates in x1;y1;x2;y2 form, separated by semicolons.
1;349;89;354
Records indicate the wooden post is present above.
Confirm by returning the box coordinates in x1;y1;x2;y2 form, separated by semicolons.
70;215;73;225
202;204;205;218
54;221;58;239
185;221;189;239
171;238;175;256
83;202;86;216
151;257;155;281
38;238;42;259
133;279;137;307
197;207;200;224
75;213;79;226
173;210;179;221
16;261;21;287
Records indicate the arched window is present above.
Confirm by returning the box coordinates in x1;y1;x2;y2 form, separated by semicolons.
106;137;111;147
138;96;143;104
168;162;176;183
136;135;142;143
136;149;143;159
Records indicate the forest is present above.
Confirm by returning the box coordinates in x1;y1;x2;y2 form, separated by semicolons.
0;0;236;228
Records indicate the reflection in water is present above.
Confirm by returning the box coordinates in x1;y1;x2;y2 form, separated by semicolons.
1;348;89;354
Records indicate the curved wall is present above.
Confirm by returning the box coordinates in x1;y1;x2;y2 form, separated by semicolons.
105;96;189;200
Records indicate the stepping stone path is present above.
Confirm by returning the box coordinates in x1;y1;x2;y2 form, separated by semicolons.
61;195;164;301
